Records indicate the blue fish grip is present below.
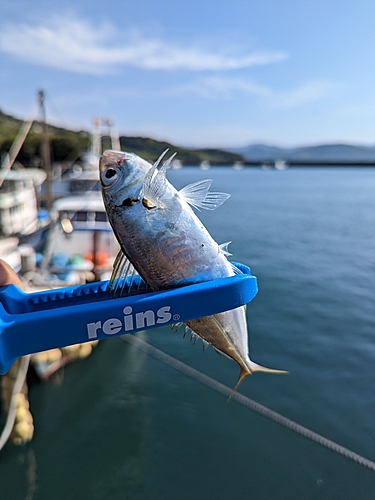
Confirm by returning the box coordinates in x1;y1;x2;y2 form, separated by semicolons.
0;262;257;374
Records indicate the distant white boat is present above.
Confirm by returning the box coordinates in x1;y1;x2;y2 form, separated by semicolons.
274;159;289;170
233;161;244;170
200;160;211;170
171;159;183;170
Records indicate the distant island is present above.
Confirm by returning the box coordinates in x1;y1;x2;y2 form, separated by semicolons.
229;143;375;165
1;108;375;167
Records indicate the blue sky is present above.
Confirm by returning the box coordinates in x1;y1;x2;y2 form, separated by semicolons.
1;0;375;148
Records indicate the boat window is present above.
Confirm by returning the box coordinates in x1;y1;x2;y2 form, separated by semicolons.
69;180;100;193
61;211;108;223
70;211;88;222
95;212;107;222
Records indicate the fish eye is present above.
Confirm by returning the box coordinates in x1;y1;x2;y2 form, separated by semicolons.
105;168;117;179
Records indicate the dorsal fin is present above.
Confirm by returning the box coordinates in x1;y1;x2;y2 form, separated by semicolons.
109;250;149;297
142;150;176;209
179;179;230;211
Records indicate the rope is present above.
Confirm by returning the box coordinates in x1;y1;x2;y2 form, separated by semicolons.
0;356;30;451
122;334;375;472
0;117;35;186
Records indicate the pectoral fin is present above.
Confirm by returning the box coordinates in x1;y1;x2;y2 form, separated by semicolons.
179;179;230;211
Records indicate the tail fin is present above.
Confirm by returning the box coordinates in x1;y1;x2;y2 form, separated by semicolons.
248;361;288;375
228;362;288;401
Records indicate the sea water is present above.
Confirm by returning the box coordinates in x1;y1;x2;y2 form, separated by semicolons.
1;167;375;499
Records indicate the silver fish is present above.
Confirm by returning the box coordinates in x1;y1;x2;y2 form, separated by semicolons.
99;150;285;389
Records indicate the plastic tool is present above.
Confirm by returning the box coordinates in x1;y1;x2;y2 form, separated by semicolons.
0;262;257;374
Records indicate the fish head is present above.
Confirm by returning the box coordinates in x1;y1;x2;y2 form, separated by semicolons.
99;150;151;205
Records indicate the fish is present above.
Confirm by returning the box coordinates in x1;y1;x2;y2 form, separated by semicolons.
99;149;285;389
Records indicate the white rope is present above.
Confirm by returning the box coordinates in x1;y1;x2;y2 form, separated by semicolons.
122;334;375;472
0;118;35;187
0;356;30;451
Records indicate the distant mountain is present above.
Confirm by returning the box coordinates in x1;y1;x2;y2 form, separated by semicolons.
232;144;296;161
231;143;375;162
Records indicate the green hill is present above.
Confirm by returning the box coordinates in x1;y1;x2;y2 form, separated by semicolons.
0;109;243;166
0;109;91;166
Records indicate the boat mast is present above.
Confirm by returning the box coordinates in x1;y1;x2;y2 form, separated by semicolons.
109;119;121;151
92;118;101;161
38;90;53;210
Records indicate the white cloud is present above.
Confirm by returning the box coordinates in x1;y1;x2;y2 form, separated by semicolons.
273;80;337;108
0;15;288;74
200;76;270;97
181;76;336;107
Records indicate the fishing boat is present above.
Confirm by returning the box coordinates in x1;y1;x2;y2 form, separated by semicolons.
52;116;121;196
0;97;119;448
0;167;50;264
51;166;101;199
27;192;119;286
0;237;21;272
25;117;121;286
